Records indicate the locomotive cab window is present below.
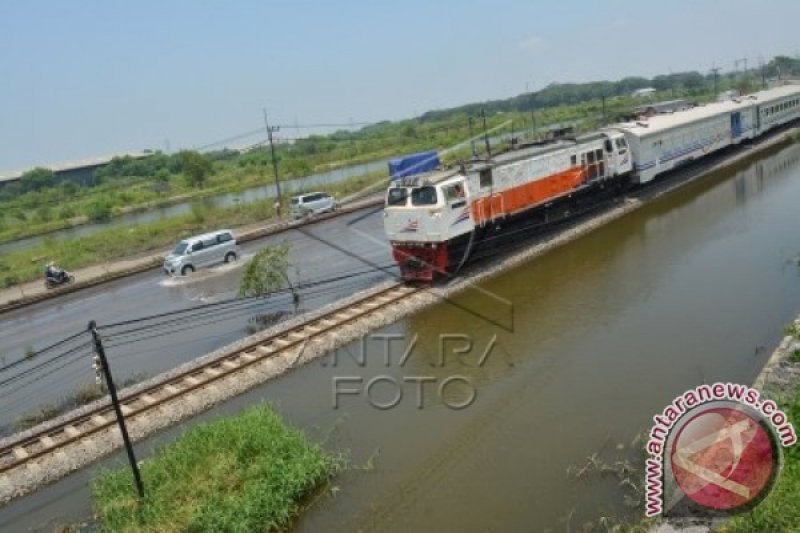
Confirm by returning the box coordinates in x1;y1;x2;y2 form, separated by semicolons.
444;183;466;201
411;186;438;206
386;187;408;206
479;169;493;188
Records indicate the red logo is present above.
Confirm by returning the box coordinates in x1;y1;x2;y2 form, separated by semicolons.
670;407;778;511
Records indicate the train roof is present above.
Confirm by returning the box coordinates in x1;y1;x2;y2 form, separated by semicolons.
614;84;800;137
466;132;607;171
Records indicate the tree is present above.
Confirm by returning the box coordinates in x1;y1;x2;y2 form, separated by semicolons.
238;242;298;308
20;167;56;192
179;150;213;188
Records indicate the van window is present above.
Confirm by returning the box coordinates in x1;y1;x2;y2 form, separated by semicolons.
202;237;217;248
217;233;233;244
173;241;189;255
386;187;408;206
291;197;300;205
411;186;438;206
191;242;203;252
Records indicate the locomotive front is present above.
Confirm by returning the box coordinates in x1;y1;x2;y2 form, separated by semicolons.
383;173;474;282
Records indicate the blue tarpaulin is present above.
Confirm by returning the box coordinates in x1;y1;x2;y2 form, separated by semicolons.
388;150;440;180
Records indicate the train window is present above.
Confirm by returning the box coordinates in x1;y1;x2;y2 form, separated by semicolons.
587;151;595;164
479;169;493;188
444;183;465;201
570;155;577;166
386;187;408;206
411;186;438;206
595;149;603;161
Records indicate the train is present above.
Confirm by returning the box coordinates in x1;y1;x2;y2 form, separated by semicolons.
383;84;800;281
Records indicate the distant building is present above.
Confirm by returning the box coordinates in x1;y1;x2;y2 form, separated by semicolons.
632;87;657;99
0;151;150;188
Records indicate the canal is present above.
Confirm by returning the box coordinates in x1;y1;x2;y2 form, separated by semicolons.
2;140;800;530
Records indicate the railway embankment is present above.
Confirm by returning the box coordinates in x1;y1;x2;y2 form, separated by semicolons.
1;126;799;506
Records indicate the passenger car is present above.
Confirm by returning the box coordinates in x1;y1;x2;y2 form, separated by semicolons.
290;192;338;219
163;230;240;276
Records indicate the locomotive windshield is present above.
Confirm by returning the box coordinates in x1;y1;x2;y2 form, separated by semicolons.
411;186;438;206
386;187;408;206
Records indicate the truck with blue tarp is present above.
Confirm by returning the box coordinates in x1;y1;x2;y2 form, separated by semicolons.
388;150;440;180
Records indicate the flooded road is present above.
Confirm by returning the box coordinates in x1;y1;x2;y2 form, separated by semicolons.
2;140;800;531
0;206;395;431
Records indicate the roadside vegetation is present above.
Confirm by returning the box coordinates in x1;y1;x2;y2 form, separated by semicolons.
91;404;340;532
0;168;386;289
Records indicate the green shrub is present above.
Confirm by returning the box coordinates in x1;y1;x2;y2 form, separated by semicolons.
86;200;112;222
92;405;339;532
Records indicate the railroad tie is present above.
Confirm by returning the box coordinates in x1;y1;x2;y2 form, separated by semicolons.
221;360;239;370
272;338;291;348
184;375;202;386
90;414;107;426
39;436;56;449
12;446;29;460
140;394;157;405
64;425;81;437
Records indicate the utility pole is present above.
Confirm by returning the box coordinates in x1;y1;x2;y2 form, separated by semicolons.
480;109;491;157
601;95;608;127
710;66;721;96
468;116;477;157
89;321;144;500
263;109;282;204
527;81;537;139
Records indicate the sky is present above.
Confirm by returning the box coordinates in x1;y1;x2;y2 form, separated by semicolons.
1;0;799;172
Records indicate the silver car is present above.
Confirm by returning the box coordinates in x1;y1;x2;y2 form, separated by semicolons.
290;192;338;219
163;230;240;276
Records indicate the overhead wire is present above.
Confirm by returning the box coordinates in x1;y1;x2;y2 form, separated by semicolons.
97;264;396;348
0;329;88;375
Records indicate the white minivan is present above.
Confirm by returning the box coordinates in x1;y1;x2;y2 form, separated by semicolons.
163;229;240;276
290;192;338;219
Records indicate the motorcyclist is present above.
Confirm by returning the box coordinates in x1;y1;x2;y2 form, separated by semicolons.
45;261;57;280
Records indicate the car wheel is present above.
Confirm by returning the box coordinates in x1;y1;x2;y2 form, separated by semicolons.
181;265;195;276
224;252;237;263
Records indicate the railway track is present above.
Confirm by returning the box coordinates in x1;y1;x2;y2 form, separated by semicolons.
0;282;419;478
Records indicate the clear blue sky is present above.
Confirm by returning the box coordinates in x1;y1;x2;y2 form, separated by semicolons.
1;0;798;171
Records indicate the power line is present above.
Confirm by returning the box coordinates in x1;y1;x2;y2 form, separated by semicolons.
0;330;88;375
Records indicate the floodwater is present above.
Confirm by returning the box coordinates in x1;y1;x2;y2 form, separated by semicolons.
3;140;800;531
0;158;389;255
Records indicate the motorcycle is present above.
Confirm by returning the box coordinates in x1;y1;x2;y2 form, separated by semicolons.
44;267;75;289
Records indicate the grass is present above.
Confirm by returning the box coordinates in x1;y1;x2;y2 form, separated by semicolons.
91;404;340;532
0;168;387;288
14;382;106;432
9;373;150;435
722;385;800;532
